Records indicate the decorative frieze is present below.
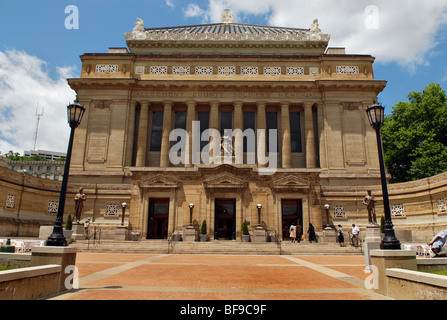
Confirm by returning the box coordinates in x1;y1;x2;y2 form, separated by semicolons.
95;65;119;73
241;66;258;75
336;66;359;75
391;204;405;217
195;66;213;75
334;206;346;218
286;67;304;75
218;66;236;75
6;194;15;209
172;66;191;75
150;66;168;75
309;67;319;76
106;203;119;216
438;198;447;213
135;66;145;75
47;201;59;214
263;67;281;76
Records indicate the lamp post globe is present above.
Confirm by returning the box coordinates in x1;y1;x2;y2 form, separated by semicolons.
47;102;86;247
366;102;401;250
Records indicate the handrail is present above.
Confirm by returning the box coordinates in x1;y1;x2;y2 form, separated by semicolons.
87;227;101;251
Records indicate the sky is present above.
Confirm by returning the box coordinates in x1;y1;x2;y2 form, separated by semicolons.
0;0;447;155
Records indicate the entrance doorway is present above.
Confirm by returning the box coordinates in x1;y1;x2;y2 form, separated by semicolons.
281;199;303;241
215;199;236;240
147;198;169;239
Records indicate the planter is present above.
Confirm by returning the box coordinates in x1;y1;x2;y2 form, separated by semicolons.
131;236;140;241
200;234;208;242
63;230;73;244
242;234;250;242
173;234;182;241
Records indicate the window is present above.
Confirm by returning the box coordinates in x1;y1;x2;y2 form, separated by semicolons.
220;112;232;136
243;112;255;153
290;112;302;152
150;112;164;151
198;112;210;152
266;112;278;152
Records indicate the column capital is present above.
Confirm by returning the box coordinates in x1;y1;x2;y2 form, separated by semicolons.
162;100;174;107
303;102;314;108
233;101;244;107
209;100;220;107
186;101;197;107
139;101;150;108
280;101;291;107
256;101;267;107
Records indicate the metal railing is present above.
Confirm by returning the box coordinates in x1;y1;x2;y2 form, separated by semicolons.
86;227;101;251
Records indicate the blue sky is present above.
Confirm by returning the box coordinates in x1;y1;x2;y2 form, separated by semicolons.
0;0;447;154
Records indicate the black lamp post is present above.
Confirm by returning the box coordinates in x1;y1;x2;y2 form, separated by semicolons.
47;102;86;247
121;202;127;226
366;102;401;250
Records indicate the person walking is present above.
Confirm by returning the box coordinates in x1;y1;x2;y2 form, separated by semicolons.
351;224;360;247
308;223;317;243
337;225;345;247
289;223;297;243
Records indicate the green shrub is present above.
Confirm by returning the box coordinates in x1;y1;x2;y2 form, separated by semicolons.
380;216;385;233
65;213;73;231
200;220;207;235
242;221;249;235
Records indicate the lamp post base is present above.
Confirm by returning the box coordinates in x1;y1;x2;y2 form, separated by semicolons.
381;225;401;250
46;227;67;247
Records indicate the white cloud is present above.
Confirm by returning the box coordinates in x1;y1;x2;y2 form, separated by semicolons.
166;0;175;8
184;3;206;19
0;50;76;155
187;0;447;68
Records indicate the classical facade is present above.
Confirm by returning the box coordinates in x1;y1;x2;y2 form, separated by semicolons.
66;11;391;241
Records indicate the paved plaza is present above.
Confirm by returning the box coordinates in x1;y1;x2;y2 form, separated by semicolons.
51;253;390;301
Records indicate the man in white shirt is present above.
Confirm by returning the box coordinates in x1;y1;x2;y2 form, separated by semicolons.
428;229;447;257
351;224;360;247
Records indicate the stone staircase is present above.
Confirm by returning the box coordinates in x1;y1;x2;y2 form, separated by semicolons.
70;239;364;255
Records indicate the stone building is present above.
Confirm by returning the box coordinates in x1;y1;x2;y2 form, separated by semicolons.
66;11;397;241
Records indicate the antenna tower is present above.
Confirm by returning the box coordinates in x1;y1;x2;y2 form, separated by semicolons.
33;104;44;151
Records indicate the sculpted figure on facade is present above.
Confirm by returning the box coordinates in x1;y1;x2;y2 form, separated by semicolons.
133;18;145;32
363;190;378;225
74;187;87;223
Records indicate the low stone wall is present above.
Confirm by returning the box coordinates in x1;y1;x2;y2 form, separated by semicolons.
386;268;447;300
0;253;31;269
0;265;61;300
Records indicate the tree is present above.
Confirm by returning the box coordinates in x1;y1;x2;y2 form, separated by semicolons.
382;82;447;183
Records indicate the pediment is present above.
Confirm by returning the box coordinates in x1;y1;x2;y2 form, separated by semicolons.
204;172;247;189
271;175;310;191
139;174;180;189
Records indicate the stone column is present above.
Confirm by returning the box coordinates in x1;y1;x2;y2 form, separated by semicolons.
233;101;243;164
304;102;316;169
185;101;196;167
257;101;267;167
209;101;220;162
125;101;137;167
281;102;292;169
316;102;326;169
136;102;149;167
160;101;173;167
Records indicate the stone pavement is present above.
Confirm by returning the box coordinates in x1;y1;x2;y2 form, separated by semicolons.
50;253;390;301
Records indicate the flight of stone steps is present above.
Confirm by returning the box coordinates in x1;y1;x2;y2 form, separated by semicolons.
70;239;364;255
